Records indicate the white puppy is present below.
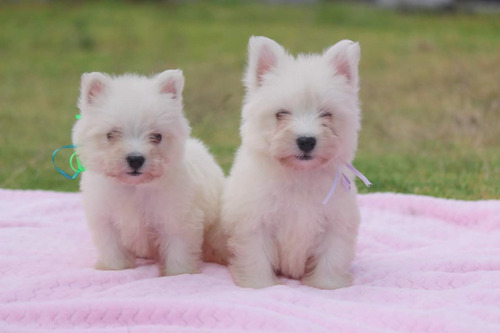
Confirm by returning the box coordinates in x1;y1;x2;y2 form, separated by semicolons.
72;70;224;276
222;36;363;289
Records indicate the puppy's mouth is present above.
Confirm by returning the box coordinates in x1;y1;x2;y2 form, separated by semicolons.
279;153;329;171
296;154;313;161
127;171;143;176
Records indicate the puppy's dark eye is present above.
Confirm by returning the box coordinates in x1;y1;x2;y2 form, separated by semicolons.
150;133;162;144
276;110;291;120
106;129;121;141
320;111;333;119
106;131;117;141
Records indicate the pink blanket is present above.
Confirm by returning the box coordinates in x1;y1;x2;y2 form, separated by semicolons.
1;189;499;333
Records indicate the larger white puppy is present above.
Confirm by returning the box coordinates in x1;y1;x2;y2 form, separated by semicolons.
72;70;224;276
222;36;363;289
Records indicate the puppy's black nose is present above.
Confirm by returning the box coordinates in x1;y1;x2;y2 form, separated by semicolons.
126;154;145;170
296;136;316;153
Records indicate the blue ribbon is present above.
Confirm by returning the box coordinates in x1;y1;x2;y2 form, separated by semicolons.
52;144;84;180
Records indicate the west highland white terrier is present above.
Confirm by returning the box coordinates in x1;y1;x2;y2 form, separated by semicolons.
72;70;224;276
221;36;365;289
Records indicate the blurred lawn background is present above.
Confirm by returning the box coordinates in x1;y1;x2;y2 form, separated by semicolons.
0;0;499;199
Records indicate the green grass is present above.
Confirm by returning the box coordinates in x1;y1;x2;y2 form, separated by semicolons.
0;1;499;199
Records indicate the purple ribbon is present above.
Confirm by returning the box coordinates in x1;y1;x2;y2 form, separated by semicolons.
322;163;372;205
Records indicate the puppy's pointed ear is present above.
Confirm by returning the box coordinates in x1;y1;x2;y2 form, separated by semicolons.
156;69;184;101
245;36;286;92
80;72;110;108
324;40;360;90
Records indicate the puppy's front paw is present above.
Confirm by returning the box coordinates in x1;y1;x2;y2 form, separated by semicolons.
95;254;135;271
231;269;280;289
161;264;200;277
234;277;280;289
302;271;353;290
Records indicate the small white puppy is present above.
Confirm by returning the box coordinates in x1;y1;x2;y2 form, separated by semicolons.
222;36;363;289
72;70;224;276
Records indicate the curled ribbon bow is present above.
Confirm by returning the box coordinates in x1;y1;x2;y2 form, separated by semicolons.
52;144;85;180
322;163;372;205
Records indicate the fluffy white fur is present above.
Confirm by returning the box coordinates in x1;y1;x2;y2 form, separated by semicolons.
221;36;362;289
72;70;224;276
